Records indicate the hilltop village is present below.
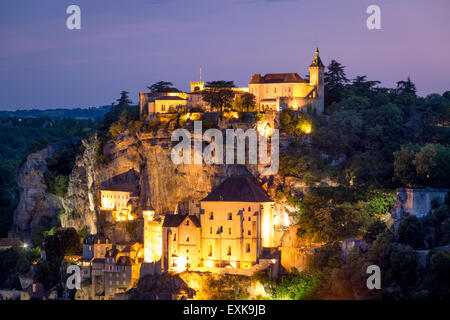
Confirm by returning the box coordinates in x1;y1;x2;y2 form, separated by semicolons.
63;49;326;299
2;47;449;301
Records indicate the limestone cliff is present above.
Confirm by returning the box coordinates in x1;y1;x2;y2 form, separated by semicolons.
10;141;70;240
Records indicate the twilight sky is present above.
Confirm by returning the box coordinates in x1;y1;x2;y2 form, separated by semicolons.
0;0;449;110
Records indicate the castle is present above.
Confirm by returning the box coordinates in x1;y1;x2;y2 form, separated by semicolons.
139;48;324;115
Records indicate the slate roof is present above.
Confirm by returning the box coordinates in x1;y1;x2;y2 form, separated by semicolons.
163;214;201;228
250;73;305;84
201;176;273;203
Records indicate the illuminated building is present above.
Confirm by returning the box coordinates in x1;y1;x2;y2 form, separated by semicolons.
99;184;138;221
249;48;324;114
199;176;275;270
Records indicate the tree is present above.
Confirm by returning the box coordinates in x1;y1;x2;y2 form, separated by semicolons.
396;77;417;96
413;144;450;187
116;91;132;108
398;214;424;249
147;81;179;97
393;144;421;186
201;81;235;113
324;60;349;107
241;92;256;111
350;75;381;97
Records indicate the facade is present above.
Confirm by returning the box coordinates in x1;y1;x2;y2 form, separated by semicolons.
199;176;275;270
142;176;276;273
76;235;142;300
139;48;324;116
249;48;324;113
99;184;139;221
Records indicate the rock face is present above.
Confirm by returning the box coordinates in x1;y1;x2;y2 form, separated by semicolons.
10;144;64;241
60;136;98;234
12;125;298;244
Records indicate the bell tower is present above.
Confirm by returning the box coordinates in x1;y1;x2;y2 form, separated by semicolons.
309;47;325;113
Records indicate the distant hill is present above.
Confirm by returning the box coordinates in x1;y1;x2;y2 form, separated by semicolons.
0;106;111;120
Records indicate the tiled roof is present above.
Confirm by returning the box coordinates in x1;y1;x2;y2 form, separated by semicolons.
201;176;273;203
250;73;305;84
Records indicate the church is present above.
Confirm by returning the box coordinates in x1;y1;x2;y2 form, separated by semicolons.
139;48;325;115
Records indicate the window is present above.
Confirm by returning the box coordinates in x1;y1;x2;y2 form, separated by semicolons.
274;88;276;93
227;246;231;256
248;217;251;221
186;236;190;242
246;243;251;253
228;227;231;235
227;212;232;220
209;227;212;234
209;212;214;220
186;220;190;226
248;230;251;236
208;245;212;257
173;233;177;241
219;226;223;233
248;207;251;211
186;249;189;253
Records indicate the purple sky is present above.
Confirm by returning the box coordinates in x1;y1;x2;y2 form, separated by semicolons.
1;0;449;110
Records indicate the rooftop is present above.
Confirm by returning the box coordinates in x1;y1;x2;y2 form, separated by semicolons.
163;214;201;228
201;176;273;203
250;72;305;84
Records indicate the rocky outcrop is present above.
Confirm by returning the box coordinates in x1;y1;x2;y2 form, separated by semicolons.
10;143;64;241
60;136;98;234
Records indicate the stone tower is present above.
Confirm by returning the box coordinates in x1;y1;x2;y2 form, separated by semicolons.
309;47;325;113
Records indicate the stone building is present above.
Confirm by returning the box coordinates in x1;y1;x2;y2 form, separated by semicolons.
99;184;139;221
143;176;277;274
76;234;143;300
249;48;324;113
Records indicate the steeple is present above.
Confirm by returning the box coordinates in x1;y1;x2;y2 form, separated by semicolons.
310;47;324;68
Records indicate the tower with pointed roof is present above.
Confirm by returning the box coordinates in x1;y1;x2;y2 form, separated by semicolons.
309;47;325;113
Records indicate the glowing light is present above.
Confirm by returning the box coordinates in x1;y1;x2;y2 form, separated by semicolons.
300;122;312;134
172;256;188;273
205;260;214;268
